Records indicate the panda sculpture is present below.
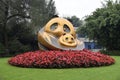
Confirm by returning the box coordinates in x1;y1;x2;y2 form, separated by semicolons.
38;17;85;50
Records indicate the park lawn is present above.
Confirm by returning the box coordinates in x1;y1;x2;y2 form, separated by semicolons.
0;56;120;80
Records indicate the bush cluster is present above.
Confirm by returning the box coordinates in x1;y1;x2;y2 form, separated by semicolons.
8;49;115;68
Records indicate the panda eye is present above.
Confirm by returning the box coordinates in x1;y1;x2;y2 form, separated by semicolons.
63;24;70;33
50;23;58;31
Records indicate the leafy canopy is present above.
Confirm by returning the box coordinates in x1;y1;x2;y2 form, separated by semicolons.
79;0;120;50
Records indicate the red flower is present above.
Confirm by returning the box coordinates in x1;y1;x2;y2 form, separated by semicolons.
8;49;115;68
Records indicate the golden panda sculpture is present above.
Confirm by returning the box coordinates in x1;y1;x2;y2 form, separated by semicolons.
38;17;85;50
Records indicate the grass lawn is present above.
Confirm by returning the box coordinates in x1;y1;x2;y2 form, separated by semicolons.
0;56;120;80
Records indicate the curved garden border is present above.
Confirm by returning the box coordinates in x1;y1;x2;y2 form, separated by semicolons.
8;49;115;68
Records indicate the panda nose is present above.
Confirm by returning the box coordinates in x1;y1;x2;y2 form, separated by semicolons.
65;35;74;43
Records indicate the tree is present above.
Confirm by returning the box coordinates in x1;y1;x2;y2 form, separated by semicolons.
0;0;30;54
79;0;120;50
29;0;57;32
76;23;88;38
7;17;35;54
0;0;57;55
65;16;83;27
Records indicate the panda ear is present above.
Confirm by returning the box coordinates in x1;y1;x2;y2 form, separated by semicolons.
67;19;72;23
52;15;59;18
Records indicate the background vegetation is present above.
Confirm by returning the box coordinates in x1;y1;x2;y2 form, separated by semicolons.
0;0;120;80
0;0;120;56
77;0;120;50
0;0;57;56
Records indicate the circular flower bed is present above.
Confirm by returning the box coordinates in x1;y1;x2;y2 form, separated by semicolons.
8;49;115;68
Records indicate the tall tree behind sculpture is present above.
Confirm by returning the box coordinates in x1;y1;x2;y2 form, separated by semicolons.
0;0;57;55
29;0;57;33
0;0;30;55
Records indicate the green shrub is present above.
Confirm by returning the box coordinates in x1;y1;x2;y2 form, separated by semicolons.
0;43;5;54
8;39;32;55
100;50;120;56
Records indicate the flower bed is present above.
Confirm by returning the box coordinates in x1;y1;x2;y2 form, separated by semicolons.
8;49;115;68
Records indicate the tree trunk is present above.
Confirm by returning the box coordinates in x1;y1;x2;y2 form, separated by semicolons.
3;21;9;56
3;5;10;56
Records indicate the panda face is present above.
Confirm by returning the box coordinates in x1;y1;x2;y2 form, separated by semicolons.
44;18;76;38
38;17;85;50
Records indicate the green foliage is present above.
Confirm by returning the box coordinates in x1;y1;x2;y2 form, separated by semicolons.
0;43;5;54
79;0;120;50
100;50;120;56
8;39;32;55
0;0;31;55
64;16;83;27
76;22;88;37
0;0;57;56
7;18;37;54
29;0;57;31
